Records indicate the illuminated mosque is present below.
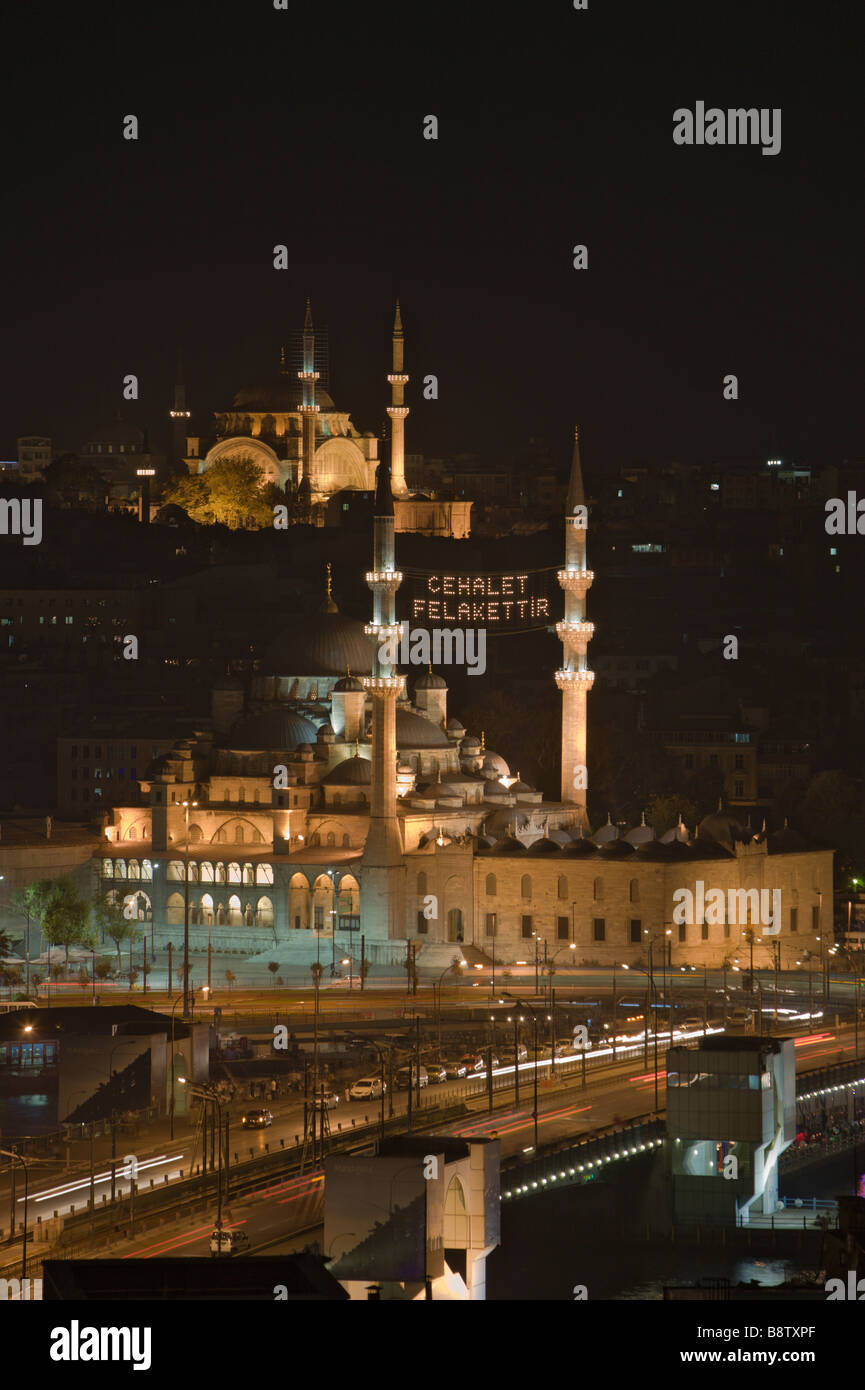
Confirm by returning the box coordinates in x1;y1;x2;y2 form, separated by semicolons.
101;421;831;976
177;301;471;538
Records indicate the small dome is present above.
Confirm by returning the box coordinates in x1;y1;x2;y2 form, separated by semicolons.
415;670;448;690
592;815;619;845
697;809;745;852
461;735;481;752
481;752;510;780
767;823;808;853
333;674;364;693
489;835;528;855
446;717;466;733
483;783;512;801
560;838;598;857
624;813;655;846
321;756;371;786
598;839;635;858
526;837;562;855
317;721;335;737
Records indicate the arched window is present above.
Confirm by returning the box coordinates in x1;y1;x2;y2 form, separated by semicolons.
253;789;260;803
228;862;241;884
521;874;532;901
167;860;184;881
256;895;274;927
227;895;242;927
102;858;113;878
417;870;427;896
342;834;350;848
200;862;214;883
557;875;568;901
215;863;226;884
326;831;335;847
114;859;127;879
215;827;227;843
234;825;244;843
243;863;254;885
238;786;245;802
593;876;604;901
141;859;153;881
256;863;274;886
629;878;639;903
486;873;497;897
223;789;230;803
252;828;264;844
188;862;199;883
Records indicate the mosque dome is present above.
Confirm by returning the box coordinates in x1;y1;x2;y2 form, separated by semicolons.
489;835;528;855
767;822;808;853
560;837;598;857
481;752;510;780
415;670;447;690
321;756;372;786
697;808;746;852
396;709;451;749
261;607;375;678
446;717;466;734
230;708;318;749
232;377;337;413
527;837;563;855
333;673;365;693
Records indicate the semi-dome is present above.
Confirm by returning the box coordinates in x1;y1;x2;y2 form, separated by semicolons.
232;377;337;413
396;709;451;749
230;708;318;749
321;755;371;786
262;607;375;678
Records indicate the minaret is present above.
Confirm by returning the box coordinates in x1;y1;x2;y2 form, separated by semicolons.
386;301;409;495
360;458;406;940
169;354;191;470
555;426;594;822
297;299;319;490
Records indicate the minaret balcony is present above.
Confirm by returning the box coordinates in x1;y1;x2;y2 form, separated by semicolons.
297;371;320;382
362;675;405;693
364;622;402;640
558;568;594;593
386;405;409;418
365;570;403;587
169;410;191;419
555;669;596;691
556;620;595;640
387;374;409;386
298;403;320;414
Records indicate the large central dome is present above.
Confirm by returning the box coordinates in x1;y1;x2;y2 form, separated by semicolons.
232;377;336;413
262;607;375;678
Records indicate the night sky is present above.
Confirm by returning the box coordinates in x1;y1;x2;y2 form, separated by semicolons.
1;1;861;479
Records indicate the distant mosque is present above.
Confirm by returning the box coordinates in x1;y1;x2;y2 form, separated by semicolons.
100;430;832;976
174;302;471;538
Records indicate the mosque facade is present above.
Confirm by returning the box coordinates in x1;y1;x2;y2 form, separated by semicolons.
100;433;832;974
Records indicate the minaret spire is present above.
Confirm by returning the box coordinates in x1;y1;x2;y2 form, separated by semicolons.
386;300;409;496
297;298;320;491
360;457;406;941
555;424;594;824
169;349;191;471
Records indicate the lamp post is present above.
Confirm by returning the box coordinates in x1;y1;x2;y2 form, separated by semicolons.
181;798;198;1020
346;1032;387;1142
502;992;538;1149
168;991;186;1143
181;1080;224;1242
0;1148;28;1280
622;960;659;1111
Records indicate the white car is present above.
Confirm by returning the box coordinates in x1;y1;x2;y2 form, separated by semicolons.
349;1076;385;1101
679;1017;706;1033
210;1228;249;1256
313;1090;340;1110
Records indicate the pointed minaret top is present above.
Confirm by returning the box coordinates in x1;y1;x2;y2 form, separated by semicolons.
304;298;313;332
374;458;394;517
321;561;338;614
567;424;586;511
393;300;403;336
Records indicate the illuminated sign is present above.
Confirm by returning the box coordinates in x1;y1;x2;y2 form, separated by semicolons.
406;570;555;630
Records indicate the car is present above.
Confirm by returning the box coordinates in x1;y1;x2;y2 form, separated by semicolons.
240;1109;273;1129
313;1091;340;1110
443;1059;468;1079
679;1017;706;1032
349;1076;385;1101
459;1054;486;1074
423;1060;448;1083
395;1065;429;1089
210;1228;249;1256
727;1006;753;1027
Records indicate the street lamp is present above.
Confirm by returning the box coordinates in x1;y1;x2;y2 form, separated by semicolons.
181;798;198;1019
345;1031;387;1142
502;991;538;1149
180;1079;225;1244
168;992;186;1143
622;960;659;1111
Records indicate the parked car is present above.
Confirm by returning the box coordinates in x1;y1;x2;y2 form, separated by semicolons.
423;1060;448;1083
210;1228;249;1256
395;1065;429;1089
313;1091;340;1110
349;1076;385;1101
727;1006;753;1029
240;1109;273;1129
459;1054;486;1074
679;1017;706;1033
443;1059;468;1079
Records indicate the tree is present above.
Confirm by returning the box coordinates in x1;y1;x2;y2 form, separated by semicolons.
162;454;276;529
267;961;280;988
93;890;135;971
42;453;108;506
310;961;323;987
0;928;14;960
41;878;93;971
645;795;697;836
225;969;237;991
